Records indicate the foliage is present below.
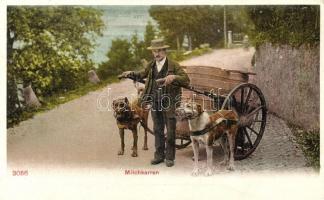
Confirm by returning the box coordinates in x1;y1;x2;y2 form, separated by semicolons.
245;5;320;47
8;6;104;94
226;6;254;34
290;126;320;171
97;38;135;79
142;21;156;60
131;32;146;67
149;6;253;49
97;21;156;79
7;6;104;124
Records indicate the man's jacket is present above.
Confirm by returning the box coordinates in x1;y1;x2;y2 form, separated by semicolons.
132;58;190;108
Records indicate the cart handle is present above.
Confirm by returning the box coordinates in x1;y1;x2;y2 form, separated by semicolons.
117;75;221;99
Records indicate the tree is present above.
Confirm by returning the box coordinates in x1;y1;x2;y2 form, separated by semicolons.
142;21;156;60
97;38;135;79
149;5;254;49
149;6;222;49
7;6;104;94
7;6;104;122
245;5;320;47
98;20;157;80
131;32;146;67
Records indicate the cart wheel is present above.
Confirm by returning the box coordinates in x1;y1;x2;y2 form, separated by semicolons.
221;83;267;160
175;136;191;149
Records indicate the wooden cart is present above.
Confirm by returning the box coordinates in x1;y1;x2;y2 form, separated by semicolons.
175;65;267;160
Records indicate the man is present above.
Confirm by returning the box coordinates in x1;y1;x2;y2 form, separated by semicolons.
120;38;190;167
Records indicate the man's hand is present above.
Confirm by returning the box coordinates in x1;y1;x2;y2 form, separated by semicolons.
118;71;133;79
156;75;177;86
164;75;177;85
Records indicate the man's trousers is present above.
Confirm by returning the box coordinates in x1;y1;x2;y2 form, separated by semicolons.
151;107;176;161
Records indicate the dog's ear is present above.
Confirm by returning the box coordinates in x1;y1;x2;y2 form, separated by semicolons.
124;97;129;104
197;104;203;114
112;100;117;110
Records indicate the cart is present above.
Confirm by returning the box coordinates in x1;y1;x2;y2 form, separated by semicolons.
175;65;267;160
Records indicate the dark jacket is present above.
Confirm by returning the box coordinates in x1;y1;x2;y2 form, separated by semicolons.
132;58;190;108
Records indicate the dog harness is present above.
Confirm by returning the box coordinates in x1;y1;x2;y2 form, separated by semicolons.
190;115;238;136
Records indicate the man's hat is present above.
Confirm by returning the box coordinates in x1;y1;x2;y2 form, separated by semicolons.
147;38;170;50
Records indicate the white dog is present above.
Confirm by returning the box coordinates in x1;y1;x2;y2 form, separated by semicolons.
176;102;239;176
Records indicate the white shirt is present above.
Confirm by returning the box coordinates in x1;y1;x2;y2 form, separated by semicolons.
156;57;167;73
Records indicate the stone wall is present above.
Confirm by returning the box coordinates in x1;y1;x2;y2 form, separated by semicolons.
252;43;319;131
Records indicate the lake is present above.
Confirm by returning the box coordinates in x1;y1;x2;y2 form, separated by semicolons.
90;6;156;65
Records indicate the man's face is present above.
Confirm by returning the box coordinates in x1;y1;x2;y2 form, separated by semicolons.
152;49;166;62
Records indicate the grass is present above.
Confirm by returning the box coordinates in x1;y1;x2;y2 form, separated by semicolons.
288;124;320;171
7;76;119;128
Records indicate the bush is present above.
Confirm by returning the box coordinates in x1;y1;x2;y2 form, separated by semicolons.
98;22;156;80
97;38;136;79
290;126;320;170
246;5;320;47
7;6;104;125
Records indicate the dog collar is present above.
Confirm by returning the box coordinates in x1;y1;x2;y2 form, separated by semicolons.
191;128;210;136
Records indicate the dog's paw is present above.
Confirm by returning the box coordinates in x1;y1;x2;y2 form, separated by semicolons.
191;168;200;176
142;146;149;150
226;165;235;171
204;168;213;176
131;151;138;157
191;156;200;161
117;150;124;155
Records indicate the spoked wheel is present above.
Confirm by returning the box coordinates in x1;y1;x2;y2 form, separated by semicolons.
175;136;191;149
221;83;267;160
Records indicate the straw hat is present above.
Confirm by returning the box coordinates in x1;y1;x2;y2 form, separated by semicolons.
147;38;170;50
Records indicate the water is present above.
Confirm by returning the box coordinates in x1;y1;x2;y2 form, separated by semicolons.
90;6;155;66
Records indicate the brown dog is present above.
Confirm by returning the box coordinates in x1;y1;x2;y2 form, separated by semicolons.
112;96;153;157
176;102;239;176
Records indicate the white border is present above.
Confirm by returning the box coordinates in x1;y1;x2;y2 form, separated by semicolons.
1;1;323;200
4;0;324;5
0;0;7;178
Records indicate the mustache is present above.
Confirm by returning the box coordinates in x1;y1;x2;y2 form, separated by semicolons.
154;56;164;61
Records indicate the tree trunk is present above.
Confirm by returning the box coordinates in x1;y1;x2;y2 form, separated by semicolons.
188;35;192;51
223;6;227;48
7;30;22;120
176;36;180;51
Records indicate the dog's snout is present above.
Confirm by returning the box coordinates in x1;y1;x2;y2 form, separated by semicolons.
175;108;185;116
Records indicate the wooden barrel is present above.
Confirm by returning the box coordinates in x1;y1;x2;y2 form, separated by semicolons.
181;65;249;110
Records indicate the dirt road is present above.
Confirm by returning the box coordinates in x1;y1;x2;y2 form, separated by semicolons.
180;47;255;71
7;48;314;176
